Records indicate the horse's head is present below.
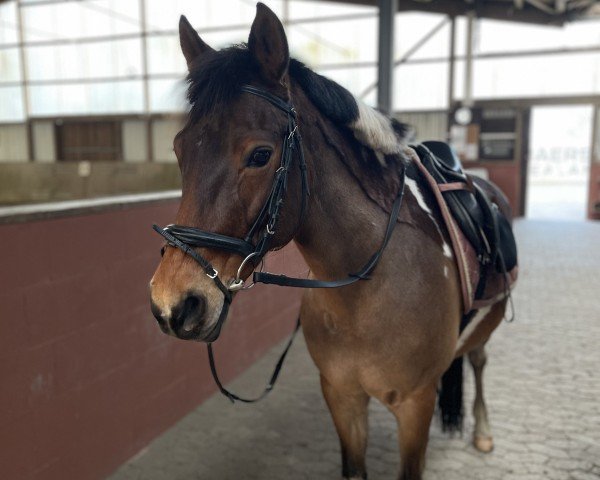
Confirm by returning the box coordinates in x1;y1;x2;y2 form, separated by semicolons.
150;4;306;342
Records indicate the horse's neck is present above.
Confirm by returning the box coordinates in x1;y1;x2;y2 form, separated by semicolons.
292;99;396;281
290;92;444;285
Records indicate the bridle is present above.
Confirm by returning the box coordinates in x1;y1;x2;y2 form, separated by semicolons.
153;84;406;403
153;85;308;300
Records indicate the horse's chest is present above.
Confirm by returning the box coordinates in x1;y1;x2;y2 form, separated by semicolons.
301;297;406;370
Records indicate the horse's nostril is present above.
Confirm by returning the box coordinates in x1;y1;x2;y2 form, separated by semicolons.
170;293;207;336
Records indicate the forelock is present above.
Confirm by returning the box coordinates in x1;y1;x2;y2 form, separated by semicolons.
186;45;257;122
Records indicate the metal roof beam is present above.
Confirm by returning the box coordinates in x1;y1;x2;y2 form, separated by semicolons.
327;0;594;25
377;0;397;114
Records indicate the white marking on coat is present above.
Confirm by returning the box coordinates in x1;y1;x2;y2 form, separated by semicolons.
406;176;454;261
405;178;432;214
350;100;401;158
161;307;172;320
444;265;449;278
455;305;492;352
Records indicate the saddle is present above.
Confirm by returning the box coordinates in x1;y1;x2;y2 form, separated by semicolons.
410;141;518;313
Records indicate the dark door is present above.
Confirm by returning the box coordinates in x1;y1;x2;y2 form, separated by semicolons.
56;121;122;161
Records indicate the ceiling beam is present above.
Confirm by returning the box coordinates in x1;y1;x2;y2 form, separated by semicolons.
326;0;594;25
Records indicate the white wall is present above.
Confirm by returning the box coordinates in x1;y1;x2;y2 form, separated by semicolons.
122;120;148;162
32;121;56;162
152;118;181;162
0;124;28;162
399;112;448;142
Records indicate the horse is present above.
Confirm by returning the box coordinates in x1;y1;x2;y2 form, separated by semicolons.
149;4;516;479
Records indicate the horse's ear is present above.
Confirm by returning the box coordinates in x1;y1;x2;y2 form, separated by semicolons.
248;3;289;85
179;15;214;70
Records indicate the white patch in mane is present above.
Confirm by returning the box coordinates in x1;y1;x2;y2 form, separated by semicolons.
350;100;401;160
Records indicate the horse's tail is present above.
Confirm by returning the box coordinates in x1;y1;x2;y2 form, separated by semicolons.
438;356;464;432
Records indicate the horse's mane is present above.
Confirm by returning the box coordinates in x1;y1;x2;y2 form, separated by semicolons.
187;45;410;212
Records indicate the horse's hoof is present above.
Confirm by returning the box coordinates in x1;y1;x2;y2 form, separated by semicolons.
473;435;494;453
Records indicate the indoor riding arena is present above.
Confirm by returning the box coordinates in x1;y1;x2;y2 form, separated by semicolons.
1;1;599;480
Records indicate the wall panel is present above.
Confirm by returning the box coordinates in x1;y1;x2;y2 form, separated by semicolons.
122;120;148;163
32;121;56;163
400;111;448;142
0;124;28;162
0;198;306;480
152;118;181;162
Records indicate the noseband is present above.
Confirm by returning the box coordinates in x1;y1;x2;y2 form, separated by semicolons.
153;84;406;403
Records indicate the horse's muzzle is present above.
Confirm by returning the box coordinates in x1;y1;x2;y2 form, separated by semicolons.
150;293;229;343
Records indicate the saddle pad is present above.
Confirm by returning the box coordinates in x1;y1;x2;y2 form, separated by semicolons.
407;148;517;313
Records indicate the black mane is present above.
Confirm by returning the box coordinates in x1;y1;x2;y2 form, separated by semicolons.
186;46;257;122
289;59;359;125
186;45;359;125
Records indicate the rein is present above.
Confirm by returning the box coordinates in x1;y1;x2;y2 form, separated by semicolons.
153;84;406;403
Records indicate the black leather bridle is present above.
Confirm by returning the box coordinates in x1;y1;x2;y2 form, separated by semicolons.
153;84;406;403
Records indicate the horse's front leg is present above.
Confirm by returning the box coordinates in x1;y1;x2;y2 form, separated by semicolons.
390;384;437;480
320;374;370;480
469;345;494;453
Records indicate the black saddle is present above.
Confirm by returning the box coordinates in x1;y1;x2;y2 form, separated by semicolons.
413;143;517;282
422;140;463;173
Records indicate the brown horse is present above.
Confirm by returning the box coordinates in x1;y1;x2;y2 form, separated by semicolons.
150;4;515;479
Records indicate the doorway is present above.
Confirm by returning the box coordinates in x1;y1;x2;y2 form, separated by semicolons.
56;120;122;162
526;105;592;221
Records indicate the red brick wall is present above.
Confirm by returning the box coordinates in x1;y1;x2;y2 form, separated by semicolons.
588;163;600;220
464;161;522;215
0;200;305;480
484;163;522;216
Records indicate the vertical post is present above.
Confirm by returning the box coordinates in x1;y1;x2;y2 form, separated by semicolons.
16;0;33;161
377;0;397;115
283;0;290;26
518;107;531;217
590;104;600;164
464;10;475;108
447;16;456;112
587;104;599;219
139;0;153;161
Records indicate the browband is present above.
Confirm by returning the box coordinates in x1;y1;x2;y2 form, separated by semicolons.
240;85;296;117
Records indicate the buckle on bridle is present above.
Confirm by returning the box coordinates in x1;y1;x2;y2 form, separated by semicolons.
287;125;298;140
206;268;219;279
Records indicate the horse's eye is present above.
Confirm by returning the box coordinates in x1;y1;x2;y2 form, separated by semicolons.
247;147;272;168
